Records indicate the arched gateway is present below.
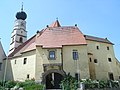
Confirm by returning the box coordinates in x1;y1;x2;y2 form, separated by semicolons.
42;69;66;89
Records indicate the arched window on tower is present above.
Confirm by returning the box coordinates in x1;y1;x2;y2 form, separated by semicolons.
19;37;23;43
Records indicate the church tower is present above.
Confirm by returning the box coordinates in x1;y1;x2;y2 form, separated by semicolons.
9;4;27;54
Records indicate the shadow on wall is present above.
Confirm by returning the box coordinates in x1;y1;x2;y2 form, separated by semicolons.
4;59;13;81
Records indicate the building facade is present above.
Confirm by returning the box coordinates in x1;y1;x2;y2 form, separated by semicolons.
3;8;120;89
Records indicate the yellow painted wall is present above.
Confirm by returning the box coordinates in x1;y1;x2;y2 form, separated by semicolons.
115;59;120;79
8;50;36;81
36;45;90;80
62;45;90;79
86;40;119;80
88;55;96;80
35;46;62;81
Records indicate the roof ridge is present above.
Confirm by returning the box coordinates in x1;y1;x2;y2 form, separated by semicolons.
84;34;113;44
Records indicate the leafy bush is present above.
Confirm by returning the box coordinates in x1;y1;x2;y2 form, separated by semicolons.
24;84;44;90
60;73;78;90
81;79;99;89
16;80;44;90
81;79;120;89
107;80;119;88
0;79;44;90
0;85;5;90
99;80;107;88
0;80;6;87
5;80;17;89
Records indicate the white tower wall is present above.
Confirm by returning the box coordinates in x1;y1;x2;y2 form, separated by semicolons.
9;19;27;54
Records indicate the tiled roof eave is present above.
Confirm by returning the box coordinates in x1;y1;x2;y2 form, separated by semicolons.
21;49;36;54
8;54;22;60
86;39;114;45
62;43;87;46
41;44;87;48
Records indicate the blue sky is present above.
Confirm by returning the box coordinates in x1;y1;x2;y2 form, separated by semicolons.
0;0;120;61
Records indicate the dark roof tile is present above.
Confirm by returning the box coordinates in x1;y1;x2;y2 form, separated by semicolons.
84;35;113;44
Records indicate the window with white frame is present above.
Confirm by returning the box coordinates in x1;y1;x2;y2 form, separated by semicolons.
49;51;55;60
73;50;78;60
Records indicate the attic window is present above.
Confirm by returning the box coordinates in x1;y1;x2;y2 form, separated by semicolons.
0;63;2;71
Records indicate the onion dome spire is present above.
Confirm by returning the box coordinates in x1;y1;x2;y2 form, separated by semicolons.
16;2;27;20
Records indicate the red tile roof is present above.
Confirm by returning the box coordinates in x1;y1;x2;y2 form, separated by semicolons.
35;26;86;48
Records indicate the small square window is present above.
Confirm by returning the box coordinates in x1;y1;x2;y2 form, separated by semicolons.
94;59;98;63
119;76;120;79
75;73;80;81
108;58;112;62
96;46;99;50
27;74;30;79
73;50;78;60
0;63;2;71
89;58;92;62
23;58;27;64
107;46;109;50
108;72;114;80
49;51;55;60
15;60;16;64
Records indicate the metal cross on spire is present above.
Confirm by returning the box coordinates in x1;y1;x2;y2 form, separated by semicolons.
21;2;23;11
